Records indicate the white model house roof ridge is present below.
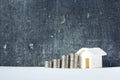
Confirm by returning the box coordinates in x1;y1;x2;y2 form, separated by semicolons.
76;47;107;56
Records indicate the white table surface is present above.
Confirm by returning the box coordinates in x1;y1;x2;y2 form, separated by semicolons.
0;67;119;80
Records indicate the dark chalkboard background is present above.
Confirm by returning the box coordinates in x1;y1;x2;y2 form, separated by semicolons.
0;0;120;67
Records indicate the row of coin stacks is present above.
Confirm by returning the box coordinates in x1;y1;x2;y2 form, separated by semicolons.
44;53;81;68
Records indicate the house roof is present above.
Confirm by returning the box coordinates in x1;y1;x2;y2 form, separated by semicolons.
76;47;107;56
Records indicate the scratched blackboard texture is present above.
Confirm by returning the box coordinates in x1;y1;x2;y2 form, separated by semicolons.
0;0;120;67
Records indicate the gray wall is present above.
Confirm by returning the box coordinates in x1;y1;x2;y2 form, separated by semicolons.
0;0;120;67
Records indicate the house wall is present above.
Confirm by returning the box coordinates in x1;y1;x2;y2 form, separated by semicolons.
91;56;102;68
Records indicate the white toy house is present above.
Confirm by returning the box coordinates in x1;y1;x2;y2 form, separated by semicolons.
76;48;107;69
